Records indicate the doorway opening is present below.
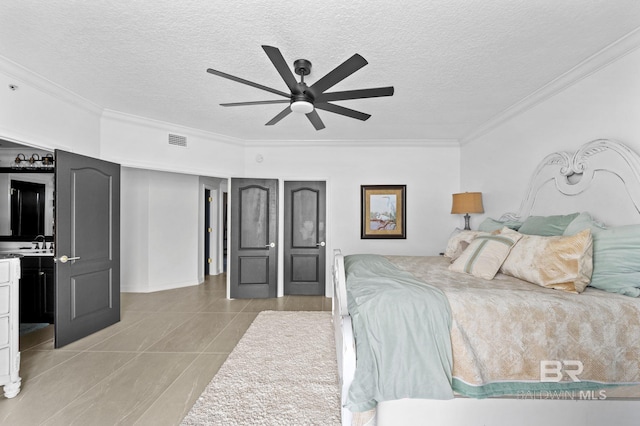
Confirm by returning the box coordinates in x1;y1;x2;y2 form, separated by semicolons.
205;188;212;276
1;141;57;345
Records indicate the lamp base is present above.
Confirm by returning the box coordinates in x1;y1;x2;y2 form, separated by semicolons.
464;214;471;230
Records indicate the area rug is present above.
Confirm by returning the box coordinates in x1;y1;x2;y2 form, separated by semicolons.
181;311;341;425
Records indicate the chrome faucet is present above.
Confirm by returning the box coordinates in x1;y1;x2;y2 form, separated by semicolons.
32;235;46;250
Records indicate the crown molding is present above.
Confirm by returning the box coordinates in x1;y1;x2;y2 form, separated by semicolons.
101;109;244;147
0;125;73;152
104;156;234;179
243;138;459;148
460;27;640;146
0;55;103;117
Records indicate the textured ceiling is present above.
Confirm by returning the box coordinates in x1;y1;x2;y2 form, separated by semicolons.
1;1;639;142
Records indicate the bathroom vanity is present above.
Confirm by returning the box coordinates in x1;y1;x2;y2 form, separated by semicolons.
0;255;21;398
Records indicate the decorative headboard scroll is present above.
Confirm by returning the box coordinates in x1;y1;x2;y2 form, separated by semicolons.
502;139;640;226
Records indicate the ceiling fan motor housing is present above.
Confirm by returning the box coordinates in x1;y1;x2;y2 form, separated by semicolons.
294;59;312;76
292;59;315;105
292;83;314;103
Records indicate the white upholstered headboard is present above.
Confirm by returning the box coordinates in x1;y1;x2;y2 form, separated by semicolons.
501;139;640;227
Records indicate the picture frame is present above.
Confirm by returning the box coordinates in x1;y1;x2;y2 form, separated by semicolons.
360;185;406;239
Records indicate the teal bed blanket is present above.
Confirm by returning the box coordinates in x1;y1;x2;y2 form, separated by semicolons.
344;254;454;412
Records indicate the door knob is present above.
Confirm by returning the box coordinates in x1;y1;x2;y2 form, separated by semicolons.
316;242;326;247
54;255;81;263
265;242;276;248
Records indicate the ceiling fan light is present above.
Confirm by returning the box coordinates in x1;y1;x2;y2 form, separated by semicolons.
290;100;314;114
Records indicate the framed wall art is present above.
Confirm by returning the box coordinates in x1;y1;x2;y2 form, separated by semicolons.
360;185;406;239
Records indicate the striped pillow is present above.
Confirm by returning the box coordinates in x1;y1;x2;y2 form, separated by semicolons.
449;228;523;280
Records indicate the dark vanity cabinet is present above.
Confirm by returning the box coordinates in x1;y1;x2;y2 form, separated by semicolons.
20;256;55;324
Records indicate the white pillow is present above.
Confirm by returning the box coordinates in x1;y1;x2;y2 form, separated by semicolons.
501;229;593;293
444;229;489;261
449;228;523;280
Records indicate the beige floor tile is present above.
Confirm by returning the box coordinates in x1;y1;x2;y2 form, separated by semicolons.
284;295;326;311
145;312;237;353
134;353;228;426
87;312;195;352
54;309;150;352
202;312;258;353
0;352;137;426
121;291;178;312
42;352;197;426
200;296;251;312
18;348;82;382
19;324;55;351
242;296;289;312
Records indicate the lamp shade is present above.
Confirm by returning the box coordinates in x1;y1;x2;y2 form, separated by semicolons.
451;192;484;214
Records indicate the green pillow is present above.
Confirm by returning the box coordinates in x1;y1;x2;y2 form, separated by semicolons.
589;224;640;297
563;212;606;236
478;217;522;232
518;213;579;236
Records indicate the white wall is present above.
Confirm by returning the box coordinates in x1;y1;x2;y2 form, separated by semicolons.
0;59;101;156
120;167;150;292
121;167;202;292
461;46;640;220
243;142;461;295
100;110;244;177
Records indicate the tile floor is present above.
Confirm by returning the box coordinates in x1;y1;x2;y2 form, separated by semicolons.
0;274;332;425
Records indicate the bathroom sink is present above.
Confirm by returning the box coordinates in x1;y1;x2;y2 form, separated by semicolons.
1;249;54;256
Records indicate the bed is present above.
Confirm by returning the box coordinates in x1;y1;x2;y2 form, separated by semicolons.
333;139;640;426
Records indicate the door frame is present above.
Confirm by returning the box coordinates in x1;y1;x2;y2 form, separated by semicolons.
204;188;211;276
200;179;226;281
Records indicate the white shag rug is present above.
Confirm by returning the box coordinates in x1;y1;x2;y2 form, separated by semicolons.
181;311;341;426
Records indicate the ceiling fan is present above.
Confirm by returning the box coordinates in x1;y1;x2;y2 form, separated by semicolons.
206;45;394;130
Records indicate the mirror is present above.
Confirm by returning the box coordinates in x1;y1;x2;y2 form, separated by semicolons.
0;172;54;239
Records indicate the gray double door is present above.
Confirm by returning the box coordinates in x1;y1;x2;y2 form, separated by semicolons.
229;179;326;298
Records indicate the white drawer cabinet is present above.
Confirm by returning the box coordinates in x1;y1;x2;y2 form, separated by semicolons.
0;257;21;398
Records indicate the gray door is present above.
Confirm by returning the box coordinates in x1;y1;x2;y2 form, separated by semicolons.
54;150;120;348
284;181;326;295
230;178;278;298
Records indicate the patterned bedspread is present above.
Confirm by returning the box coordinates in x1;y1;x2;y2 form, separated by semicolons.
386;255;640;398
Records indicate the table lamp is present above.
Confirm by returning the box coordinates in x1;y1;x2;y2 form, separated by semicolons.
451;192;484;230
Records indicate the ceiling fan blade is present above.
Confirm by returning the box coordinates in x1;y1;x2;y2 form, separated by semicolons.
316;86;394;102
306;110;325;130
315;102;371;121
221;99;290;107
310;54;368;94
262;45;299;92
265;106;292;126
207;68;290;98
